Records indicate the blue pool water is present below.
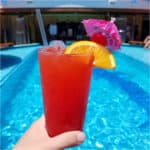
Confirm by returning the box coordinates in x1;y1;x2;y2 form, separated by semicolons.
1;46;150;150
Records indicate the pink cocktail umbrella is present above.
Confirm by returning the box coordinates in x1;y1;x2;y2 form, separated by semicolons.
82;18;122;50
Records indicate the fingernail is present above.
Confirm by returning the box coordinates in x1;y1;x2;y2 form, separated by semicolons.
77;132;85;144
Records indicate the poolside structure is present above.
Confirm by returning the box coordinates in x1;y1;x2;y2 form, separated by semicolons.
0;0;149;45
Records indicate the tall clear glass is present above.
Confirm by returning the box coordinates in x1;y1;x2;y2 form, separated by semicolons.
38;47;93;137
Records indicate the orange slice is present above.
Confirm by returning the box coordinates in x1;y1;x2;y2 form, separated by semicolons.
65;41;116;69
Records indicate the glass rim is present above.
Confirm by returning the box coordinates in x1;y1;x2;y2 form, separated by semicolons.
38;47;94;57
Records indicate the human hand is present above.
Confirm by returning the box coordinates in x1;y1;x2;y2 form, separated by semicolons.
144;35;150;48
13;115;85;150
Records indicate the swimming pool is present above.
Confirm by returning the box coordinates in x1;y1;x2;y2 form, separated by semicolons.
0;43;41;84
1;45;150;150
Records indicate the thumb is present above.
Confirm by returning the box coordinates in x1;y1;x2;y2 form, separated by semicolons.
50;131;85;149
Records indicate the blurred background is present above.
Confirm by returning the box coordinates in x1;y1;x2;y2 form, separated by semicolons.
0;0;149;45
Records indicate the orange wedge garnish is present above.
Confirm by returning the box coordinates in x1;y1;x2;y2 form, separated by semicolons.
65;41;116;69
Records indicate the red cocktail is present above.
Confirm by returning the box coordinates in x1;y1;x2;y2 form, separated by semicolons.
38;47;93;137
